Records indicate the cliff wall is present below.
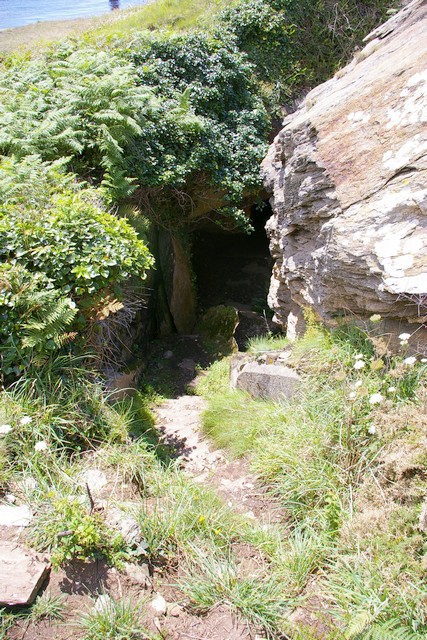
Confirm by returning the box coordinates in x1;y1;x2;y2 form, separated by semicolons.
262;0;427;348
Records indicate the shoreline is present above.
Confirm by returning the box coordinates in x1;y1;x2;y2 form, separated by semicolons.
0;15;104;53
0;4;146;54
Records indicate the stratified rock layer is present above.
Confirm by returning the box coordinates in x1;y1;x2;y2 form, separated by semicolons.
262;0;427;347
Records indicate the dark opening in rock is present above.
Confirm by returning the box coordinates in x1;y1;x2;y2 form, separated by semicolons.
192;201;274;350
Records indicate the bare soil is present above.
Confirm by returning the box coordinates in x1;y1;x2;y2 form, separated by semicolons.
1;337;285;639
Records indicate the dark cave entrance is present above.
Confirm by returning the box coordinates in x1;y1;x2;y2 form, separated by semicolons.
192;201;275;350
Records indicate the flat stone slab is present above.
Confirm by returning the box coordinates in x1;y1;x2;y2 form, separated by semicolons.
0;542;50;606
231;361;301;401
0;504;32;527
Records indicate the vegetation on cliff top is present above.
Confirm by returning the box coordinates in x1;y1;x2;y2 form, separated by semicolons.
0;0;399;373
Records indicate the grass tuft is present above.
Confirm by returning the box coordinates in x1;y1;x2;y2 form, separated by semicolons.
78;595;151;640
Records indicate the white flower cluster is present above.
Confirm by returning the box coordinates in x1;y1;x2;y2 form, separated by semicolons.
0;424;12;435
399;332;411;347
0;415;33;435
353;354;365;370
0;415;49;453
369;393;383;405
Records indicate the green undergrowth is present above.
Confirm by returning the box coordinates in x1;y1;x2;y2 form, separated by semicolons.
0;356;291;637
196;321;427;638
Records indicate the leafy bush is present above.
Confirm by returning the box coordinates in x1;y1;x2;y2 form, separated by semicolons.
32;494;127;567
217;0;400;108
125;31;270;223
0;156;153;377
0;34;269;228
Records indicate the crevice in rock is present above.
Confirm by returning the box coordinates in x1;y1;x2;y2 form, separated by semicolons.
191;201;275;350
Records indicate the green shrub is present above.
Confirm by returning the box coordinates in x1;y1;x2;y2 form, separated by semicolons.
0;156;153;377
32;494;127;567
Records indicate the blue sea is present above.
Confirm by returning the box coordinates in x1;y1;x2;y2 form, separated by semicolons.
0;0;149;30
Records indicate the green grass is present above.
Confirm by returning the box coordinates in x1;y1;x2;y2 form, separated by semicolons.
131;467;242;559
1;320;426;638
88;0;231;41
196;322;427;636
79;595;153;640
29;592;66;622
246;333;290;354
180;547;290;638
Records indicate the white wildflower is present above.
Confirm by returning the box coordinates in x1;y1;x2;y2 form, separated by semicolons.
354;360;365;370
403;356;416;366
34;440;48;452
349;391;357;400
368;425;376;435
421;358;427;363
388;386;396;393
369;393;383;405
0;424;12;435
399;333;411;341
354;354;364;360
20;416;32;426
355;380;363;388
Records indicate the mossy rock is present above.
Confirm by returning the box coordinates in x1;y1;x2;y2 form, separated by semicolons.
199;305;239;357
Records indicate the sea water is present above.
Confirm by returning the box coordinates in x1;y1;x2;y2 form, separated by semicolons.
0;0;148;30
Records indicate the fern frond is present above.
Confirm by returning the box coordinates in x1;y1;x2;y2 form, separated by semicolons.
346;616;421;640
364;620;421;640
345;610;376;639
53;331;78;348
22;297;77;351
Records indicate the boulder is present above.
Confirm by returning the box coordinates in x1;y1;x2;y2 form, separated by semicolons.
199;305;239;356
0;504;32;527
262;0;427;350
0;542;50;606
157;229;196;334
231;355;301;401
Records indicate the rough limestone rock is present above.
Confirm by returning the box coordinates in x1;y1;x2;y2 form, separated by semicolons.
104;503;141;545
231;354;301;401
0;504;32;527
262;0;427;348
0;542;50;606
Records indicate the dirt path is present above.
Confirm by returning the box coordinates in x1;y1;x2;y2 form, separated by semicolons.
155;394;283;525
2;342;284;640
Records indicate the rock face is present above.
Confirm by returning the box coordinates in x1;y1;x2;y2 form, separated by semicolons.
262;0;427;347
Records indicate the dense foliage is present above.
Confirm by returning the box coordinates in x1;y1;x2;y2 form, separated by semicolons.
217;0;399;105
0;0;398;372
0;34;269;223
0;156;153;377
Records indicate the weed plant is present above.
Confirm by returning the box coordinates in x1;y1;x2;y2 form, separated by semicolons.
246;333;289;354
181;546;290;638
28;592;66;622
79;596;152;640
197;322;427;636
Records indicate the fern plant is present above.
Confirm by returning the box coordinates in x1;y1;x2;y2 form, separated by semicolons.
345;614;422;640
21;293;77;353
0;157;153;379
